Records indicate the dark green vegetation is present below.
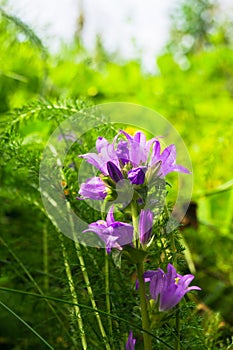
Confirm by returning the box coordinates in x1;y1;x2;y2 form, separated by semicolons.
0;1;233;348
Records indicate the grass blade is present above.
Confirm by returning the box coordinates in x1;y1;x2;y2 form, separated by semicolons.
0;300;54;349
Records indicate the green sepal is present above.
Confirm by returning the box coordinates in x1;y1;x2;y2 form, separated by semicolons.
100;175;116;188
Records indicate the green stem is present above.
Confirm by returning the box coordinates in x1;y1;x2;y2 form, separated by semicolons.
136;262;152;350
105;250;114;348
73;240;111;350
58;232;87;350
131;201;152;349
65;198;111;350
43;224;49;291
57;161;111;349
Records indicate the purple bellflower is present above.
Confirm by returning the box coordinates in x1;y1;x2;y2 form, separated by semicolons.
125;330;136;350
79;137;120;175
83;206;134;253
77;177;107;200
149;141;190;177
144;263;201;311
116;130;190;181
118;130;157;167
139;209;154;245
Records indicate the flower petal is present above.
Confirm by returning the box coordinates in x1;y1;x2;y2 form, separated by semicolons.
78;177;107;200
96;137;109;153
125;330;136;350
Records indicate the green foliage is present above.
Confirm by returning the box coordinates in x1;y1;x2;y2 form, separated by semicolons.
0;2;233;349
0;8;49;112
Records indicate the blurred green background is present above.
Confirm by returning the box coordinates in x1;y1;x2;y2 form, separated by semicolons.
0;0;233;348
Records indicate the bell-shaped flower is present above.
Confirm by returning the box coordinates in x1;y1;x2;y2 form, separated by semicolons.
79;137;120;175
139;209;154;244
144;263;201;311
83;206;134;253
125;330;136;350
119;130;157;167
77;177;107;200
149;141;190;177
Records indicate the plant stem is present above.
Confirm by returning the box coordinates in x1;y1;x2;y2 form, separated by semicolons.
64;198;111;350
57;161;111;350
105;249;114;346
43;224;49;291
58;232;87;350
136;262;152;350
131;201;152;349
74;240;111;350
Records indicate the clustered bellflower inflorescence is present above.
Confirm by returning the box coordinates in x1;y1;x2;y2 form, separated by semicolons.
77;129;201;349
78;130;190;201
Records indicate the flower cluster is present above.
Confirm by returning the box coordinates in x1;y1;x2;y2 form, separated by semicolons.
78;130;190;201
79;130;191;252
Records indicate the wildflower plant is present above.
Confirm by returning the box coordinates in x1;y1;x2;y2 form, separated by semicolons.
35;102;205;350
76;127;200;349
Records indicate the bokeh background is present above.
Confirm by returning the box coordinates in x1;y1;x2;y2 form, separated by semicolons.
0;0;233;348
